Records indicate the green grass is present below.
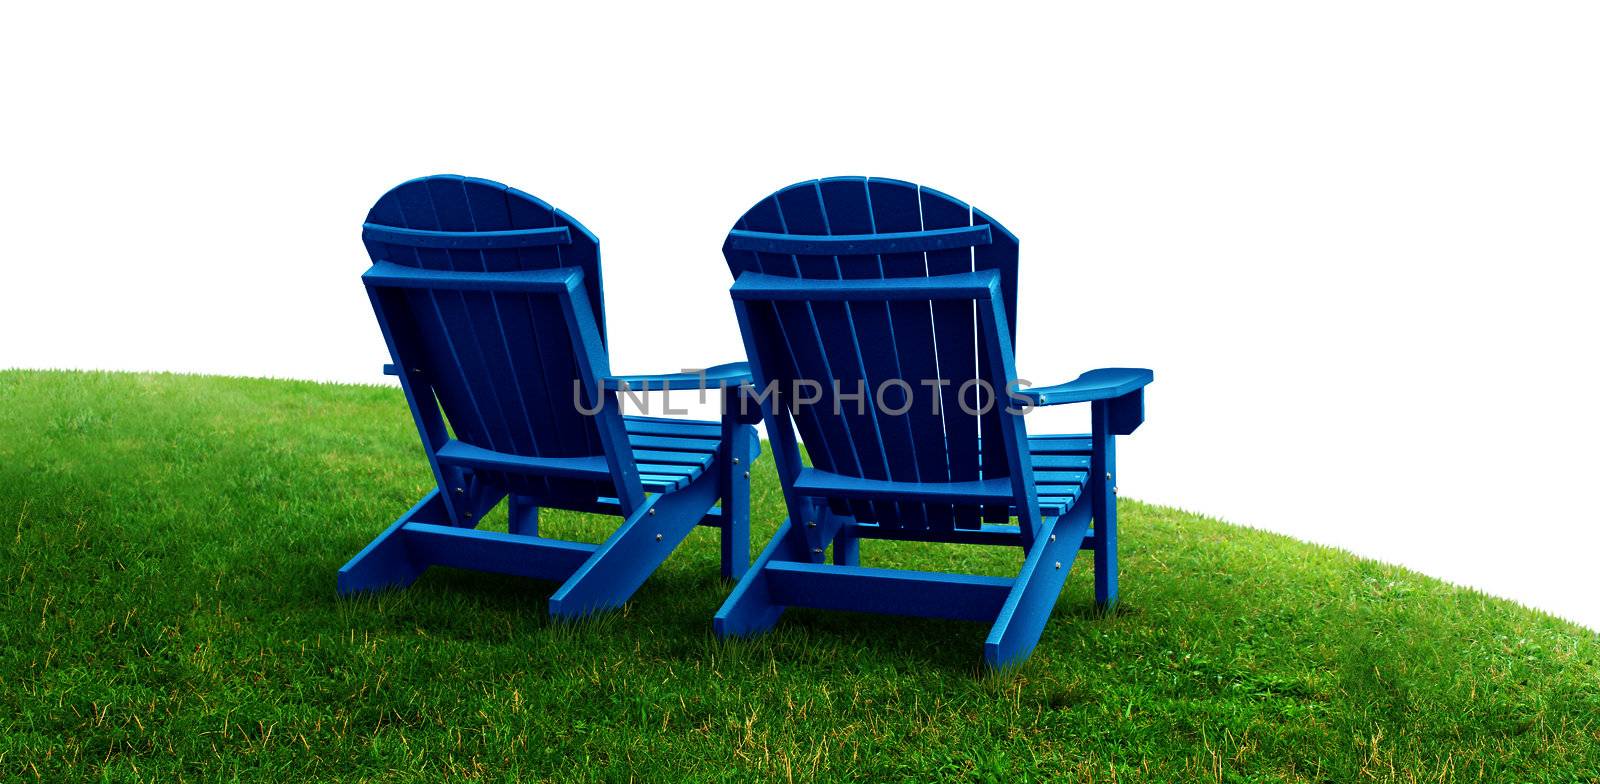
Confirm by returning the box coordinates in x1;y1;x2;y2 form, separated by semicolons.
1;370;1596;782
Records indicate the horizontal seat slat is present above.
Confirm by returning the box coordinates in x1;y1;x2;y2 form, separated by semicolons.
635;462;699;478
1033;470;1087;486
631;448;715;466
1027;434;1092;454
363;223;573;249
628;434;720;452
623;415;723;437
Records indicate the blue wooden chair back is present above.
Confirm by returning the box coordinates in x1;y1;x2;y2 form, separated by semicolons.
362;175;639;516
722;177;1033;534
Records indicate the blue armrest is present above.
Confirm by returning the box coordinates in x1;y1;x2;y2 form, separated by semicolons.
1020;368;1152;436
604;361;753;392
1020;368;1152;406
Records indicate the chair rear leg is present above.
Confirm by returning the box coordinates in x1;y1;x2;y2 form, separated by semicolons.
714;519;810;637
508;494;539;536
831;512;860;566
338;491;447;594
984;505;1091;668
548;469;721;619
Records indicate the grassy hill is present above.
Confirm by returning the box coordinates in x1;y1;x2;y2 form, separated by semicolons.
1;370;1596;782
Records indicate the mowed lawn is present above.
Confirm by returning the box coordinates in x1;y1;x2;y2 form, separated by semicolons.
1;370;1597;782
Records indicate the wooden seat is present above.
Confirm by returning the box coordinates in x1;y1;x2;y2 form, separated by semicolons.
625;415;727;493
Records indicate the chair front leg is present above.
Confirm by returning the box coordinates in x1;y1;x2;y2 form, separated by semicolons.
1090;400;1120;608
718;385;758;580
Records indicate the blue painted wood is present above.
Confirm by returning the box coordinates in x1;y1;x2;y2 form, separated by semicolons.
848;522;1026;547
1020;368;1154;407
764;562;1012;622
405;523;597;582
712;519;810;637
361;223;572;250
718;385;753;580
1090;400;1120;607
364;261;582;293
730;271;1000;301
343;175;758;620
604;361;753;392
549;467;721;618
434;440;612;480
792;468;1013;504
984;501;1093;668
507;495;539;536
726;224;992;255
715;177;1151;667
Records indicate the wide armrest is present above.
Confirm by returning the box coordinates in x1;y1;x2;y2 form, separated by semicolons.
604;361;753;392
1020;368;1153;407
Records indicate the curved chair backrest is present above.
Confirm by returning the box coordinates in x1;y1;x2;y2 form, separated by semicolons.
722;177;1028;531
362;175;632;508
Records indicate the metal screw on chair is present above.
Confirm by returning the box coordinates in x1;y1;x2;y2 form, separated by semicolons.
1049;534;1056;542
655;533;663;542
1113;487;1119;494
648;508;655;516
454;487;463;495
1054;561;1062;569
812;548;823;554
733;457;740;464
743;471;750;479
806;521;817;528
1106;472;1112;480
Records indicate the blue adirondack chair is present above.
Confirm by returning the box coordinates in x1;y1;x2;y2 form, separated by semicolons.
339;175;760;618
712;177;1151;668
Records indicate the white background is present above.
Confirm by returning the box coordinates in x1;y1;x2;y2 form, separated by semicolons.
4;3;1597;628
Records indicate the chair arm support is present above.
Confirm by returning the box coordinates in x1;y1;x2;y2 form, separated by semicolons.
1019;368;1152;407
604;361;753;392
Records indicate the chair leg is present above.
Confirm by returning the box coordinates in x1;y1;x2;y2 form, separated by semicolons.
508;494;539;536
548;469;721;619
832;516;860;566
714;519;810;637
337;518;421;594
337;491;445;594
719;427;755;580
1091;402;1120;608
983;504;1092;668
1092;503;1118;609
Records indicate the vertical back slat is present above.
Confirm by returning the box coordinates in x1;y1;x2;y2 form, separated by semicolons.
918;187;984;529
973;208;1020;525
